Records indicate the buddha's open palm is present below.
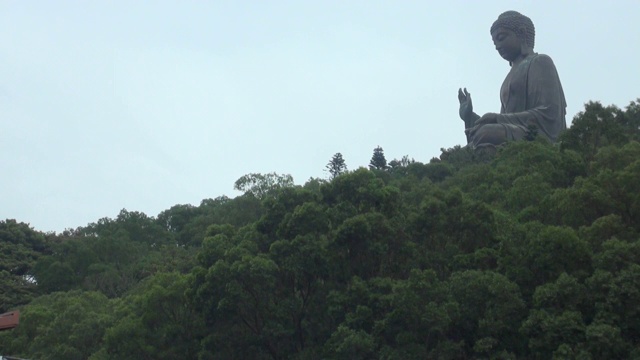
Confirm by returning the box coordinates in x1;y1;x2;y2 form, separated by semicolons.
458;88;474;122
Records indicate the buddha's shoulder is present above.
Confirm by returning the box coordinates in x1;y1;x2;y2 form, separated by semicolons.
530;53;557;66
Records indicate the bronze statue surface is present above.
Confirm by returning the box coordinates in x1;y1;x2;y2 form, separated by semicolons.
458;11;567;148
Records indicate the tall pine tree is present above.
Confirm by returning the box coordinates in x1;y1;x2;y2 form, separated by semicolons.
369;146;388;171
326;153;348;179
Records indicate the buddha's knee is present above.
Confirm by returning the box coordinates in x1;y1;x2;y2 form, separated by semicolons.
472;124;508;146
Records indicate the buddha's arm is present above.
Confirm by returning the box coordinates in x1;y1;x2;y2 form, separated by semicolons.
458;88;481;128
462;112;481;129
495;55;566;141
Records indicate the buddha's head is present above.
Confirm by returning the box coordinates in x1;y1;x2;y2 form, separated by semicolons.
490;11;535;62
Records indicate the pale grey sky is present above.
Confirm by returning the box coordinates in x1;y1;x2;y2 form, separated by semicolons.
1;1;639;232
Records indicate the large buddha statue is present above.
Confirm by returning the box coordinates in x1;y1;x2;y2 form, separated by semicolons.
458;11;567;148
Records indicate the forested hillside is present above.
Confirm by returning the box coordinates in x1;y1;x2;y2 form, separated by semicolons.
1;99;640;359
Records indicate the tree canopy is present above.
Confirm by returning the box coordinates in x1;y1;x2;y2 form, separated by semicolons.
2;98;640;359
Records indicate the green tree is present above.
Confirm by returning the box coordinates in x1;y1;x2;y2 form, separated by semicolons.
326;152;348;179
32;210;193;297
560;100;640;162
100;272;205;359
0;220;48;312
447;270;526;356
234;172;295;199
0;290;115;360
376;269;460;359
160;195;264;247
388;155;414;170
369;146;388;171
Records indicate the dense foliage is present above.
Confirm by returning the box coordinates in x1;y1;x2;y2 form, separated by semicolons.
1;99;639;359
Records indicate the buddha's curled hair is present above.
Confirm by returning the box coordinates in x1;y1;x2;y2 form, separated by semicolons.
490;11;535;49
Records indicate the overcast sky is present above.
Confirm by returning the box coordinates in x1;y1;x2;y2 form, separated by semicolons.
1;1;639;233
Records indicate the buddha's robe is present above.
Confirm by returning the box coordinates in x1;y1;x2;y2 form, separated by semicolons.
473;53;567;146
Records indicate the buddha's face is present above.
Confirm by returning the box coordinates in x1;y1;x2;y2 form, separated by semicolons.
491;27;523;62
